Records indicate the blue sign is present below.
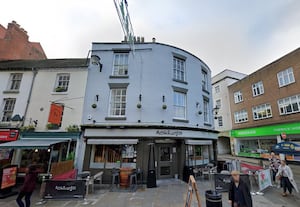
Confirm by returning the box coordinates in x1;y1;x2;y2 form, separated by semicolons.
273;142;300;155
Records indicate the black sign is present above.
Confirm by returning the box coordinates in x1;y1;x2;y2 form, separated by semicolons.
214;174;250;192
43;180;85;199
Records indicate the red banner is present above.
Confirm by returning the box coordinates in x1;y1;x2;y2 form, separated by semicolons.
0;129;19;141
48;103;64;125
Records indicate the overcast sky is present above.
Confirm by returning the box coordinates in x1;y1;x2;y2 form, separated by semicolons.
1;0;300;75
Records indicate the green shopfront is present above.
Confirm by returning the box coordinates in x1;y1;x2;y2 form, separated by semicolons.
231;122;300;161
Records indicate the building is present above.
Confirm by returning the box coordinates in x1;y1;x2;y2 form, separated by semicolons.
212;70;246;155
0;59;88;173
0;21;46;60
79;40;218;182
229;48;300;161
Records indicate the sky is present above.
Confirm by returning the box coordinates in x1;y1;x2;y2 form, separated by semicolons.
1;0;300;75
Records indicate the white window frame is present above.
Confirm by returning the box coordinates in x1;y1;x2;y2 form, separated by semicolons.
278;94;300;115
54;73;70;92
215;85;220;93
1;98;16;122
112;53;129;76
218;116;223;127
234;91;243;103
7;73;22;91
173;57;186;82
202;69;208;91
173;91;187;119
252;103;272;120
234;110;248;123
216;99;221;109
252;81;264;97
277;67;295;87
203;98;210;124
109;88;127;117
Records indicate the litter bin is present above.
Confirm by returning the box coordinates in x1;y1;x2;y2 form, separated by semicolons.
205;190;222;207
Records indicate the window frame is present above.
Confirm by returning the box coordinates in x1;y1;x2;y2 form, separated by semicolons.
252;103;272;120
112;53;129;76
108;88;127;117
202;69;208;92
1;98;16;122
234;91;243;104
173;91;187;120
234;109;248;123
173;57;186;82
54;73;70;92
277;67;295;87
252;81;264;97
7;73;23;91
278;94;300;115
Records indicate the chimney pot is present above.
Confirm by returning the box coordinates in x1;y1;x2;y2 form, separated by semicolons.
152;37;156;43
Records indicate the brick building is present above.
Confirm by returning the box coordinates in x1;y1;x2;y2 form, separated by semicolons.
229;48;300;161
0;21;46;60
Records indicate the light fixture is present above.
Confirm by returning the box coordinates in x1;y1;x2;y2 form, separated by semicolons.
34;149;39;153
213;105;220;119
91;55;103;72
139;94;142;102
47;148;51;153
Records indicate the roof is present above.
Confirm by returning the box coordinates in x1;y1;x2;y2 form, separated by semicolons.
0;58;88;70
0;25;5;39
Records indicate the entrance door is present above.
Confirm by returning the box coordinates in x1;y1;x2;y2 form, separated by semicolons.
157;144;176;179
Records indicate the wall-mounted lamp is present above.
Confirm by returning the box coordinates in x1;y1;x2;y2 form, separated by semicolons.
96;94;99;102
162;95;165;102
139;94;142;102
91;55;103;72
213;106;220;119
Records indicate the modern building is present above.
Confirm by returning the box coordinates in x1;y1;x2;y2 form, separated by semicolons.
79;40;218;182
229;48;300;161
0;59;88;172
212;70;246;155
0;21;46;60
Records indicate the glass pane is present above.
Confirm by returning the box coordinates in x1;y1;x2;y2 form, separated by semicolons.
160;147;171;161
160;166;171;176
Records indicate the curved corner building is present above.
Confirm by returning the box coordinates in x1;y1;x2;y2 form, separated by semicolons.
79;40;218;182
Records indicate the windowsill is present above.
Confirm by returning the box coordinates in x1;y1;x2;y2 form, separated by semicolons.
51;91;69;95
253;93;264;97
172;79;188;85
3;90;19;94
109;75;129;79
204;123;212;127
173;118;189;123
235;101;243;104
105;116;127;121
202;89;210;94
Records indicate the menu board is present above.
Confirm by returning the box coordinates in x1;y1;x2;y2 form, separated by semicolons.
1;166;17;189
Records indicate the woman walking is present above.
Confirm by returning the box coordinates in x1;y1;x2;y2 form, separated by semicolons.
16;165;38;207
276;160;299;196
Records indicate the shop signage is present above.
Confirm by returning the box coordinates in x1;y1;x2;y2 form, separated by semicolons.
0;129;19;141
231;122;300;138
48;103;64;125
258;169;272;192
156;130;183;136
43;180;85;199
273;142;300;156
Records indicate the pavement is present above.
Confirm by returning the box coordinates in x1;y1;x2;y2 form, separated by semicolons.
0;155;299;207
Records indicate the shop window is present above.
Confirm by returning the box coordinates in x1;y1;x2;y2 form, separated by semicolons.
7;73;22;91
278;94;300;115
173;57;186;82
234;91;243;103
252;81;264;97
185;145;209;167
54;73;70;92
1;98;16;122
277;67;295;87
234;109;248;123
113;53;129;76
109;88;127;117
91;144;136;169
252;103;272;120
173;91;186;119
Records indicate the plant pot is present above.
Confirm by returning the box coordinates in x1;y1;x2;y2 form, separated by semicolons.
91;104;97;109
162;104;167;110
137;103;142;109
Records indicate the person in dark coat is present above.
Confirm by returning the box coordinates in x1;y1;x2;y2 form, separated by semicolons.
228;170;253;207
16;165;38;207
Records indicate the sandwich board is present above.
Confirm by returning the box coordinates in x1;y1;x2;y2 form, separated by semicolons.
184;175;201;207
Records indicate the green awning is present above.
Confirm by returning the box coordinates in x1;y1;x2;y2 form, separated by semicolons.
0;139;70;149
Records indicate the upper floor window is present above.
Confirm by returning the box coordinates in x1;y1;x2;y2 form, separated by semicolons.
277;67;295;87
234;109;248;123
278;94;300;115
202;69;208;91
234;91;243;103
218;116;223;127
252;103;272;120
8;73;22;91
173;57;186;82
173;91;186;119
203;98;210;124
216;99;221;109
113;53;129;76
109;88;127;117
54;73;70;92
215;85;220;93
252;81;264;97
1;98;16;122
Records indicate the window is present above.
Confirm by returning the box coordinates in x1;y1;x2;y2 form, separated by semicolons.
234;91;243;103
7;73;22;91
252;81;264;97
54;73;70;92
1;98;16;122
215;85;220;93
203;98;210;124
202;69;208;91
218;116;223;127
278;94;300;115
216;99;221;109
234;110;248;123
109;88;127;117
277;67;295;87
173;57;185;82
252;103;272;120
113;53;129;76
173;91;186;119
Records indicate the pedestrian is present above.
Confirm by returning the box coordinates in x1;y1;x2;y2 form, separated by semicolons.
16;165;38;207
276;160;299;196
228;170;253;207
269;152;280;186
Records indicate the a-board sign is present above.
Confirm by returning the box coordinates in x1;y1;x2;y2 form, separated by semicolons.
184;175;201;207
43;180;85;199
215;173;250;192
0;165;17;190
258;169;272;192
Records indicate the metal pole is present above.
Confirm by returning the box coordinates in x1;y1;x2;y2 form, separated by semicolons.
47;146;54;174
82;176;90;205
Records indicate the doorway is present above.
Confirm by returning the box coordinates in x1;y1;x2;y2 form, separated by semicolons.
157;144;176;179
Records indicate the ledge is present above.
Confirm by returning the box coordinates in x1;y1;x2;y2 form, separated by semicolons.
3;90;19;94
109;75;129;79
51;92;69;95
172;118;189;123
202;89;210;94
105;117;127;121
172;79;188;85
204;123;212;127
